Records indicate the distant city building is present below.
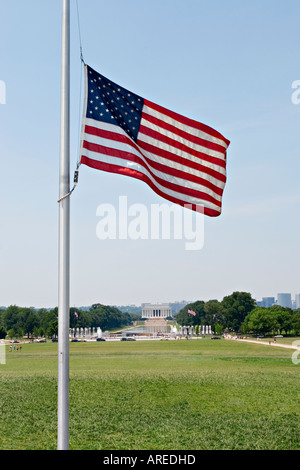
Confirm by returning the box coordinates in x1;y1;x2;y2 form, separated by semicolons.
142;303;172;319
277;293;292;309
295;294;300;309
262;297;275;308
256;297;275;307
257;293;300;310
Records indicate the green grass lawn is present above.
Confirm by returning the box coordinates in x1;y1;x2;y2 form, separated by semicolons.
1;338;299;450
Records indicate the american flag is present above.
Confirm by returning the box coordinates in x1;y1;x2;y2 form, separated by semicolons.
80;65;230;217
188;309;196;316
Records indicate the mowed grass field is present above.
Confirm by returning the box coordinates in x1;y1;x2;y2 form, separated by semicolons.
0;338;299;450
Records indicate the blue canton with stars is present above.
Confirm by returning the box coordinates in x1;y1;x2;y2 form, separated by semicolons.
86;66;144;142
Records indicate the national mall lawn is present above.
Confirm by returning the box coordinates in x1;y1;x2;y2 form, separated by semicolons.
1;338;299;450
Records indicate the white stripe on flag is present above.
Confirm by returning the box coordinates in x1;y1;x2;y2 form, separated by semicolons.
142;103;228;151
81;144;221;212
83;129;223;202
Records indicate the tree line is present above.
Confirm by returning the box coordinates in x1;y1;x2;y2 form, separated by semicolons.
175;291;300;336
0;303;139;340
1;292;300;340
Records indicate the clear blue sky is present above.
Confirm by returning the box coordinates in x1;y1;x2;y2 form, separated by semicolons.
1;0;300;308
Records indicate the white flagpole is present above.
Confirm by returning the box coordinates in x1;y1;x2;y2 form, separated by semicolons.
58;0;70;450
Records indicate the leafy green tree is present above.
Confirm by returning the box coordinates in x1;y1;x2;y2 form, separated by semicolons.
70;308;89;328
1;305;20;331
7;329;15;339
291;312;300;335
242;307;279;335
39;327;45;337
129;313;142;322
221;292;256;331
214;323;223;335
38;309;56;333
20;308;40;338
33;327;40;338
268;306;292;334
0;326;7;339
16;328;24;339
88;304;131;330
175;301;205;326
47;319;58;338
0;309;4;326
204;300;224;331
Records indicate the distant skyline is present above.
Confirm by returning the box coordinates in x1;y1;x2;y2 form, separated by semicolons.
2;290;300;310
1;1;300;308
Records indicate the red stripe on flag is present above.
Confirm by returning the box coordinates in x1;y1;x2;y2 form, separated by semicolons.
85;125;225;195
138;124;227;182
141;111;228;157
82;138;222;207
80;155;221;217
144;99;230;148
86;124;226;185
136;139;224;196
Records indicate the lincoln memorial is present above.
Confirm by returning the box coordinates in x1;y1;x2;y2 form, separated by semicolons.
142;303;172;319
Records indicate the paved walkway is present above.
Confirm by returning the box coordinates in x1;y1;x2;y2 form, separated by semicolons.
226;336;300;350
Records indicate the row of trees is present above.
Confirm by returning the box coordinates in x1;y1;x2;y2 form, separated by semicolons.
2;292;300;339
175;292;300;335
242;306;300;335
0;303;139;339
175;292;256;331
